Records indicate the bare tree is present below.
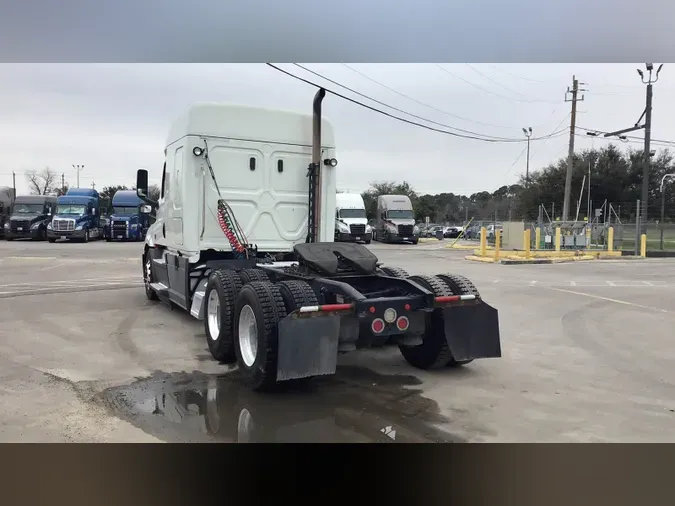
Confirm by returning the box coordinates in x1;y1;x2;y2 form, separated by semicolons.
148;184;161;201
25;167;58;195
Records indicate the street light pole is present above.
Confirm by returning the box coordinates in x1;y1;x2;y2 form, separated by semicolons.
72;164;84;188
660;173;675;250
523;127;532;184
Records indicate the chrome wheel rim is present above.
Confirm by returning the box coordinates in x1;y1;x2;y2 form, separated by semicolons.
238;305;258;367
145;258;152;288
206;290;221;340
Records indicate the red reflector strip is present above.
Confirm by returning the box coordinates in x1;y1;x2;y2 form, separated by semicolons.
298;303;354;313
434;294;476;303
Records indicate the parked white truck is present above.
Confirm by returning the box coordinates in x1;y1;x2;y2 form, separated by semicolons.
136;91;501;392
334;192;372;244
374;194;420;244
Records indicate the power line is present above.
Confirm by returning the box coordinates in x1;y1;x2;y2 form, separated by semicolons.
484;64;558;85
436;65;560;105
268;64;566;143
577;126;675;146
339;63;516;130
294;64;518;140
464;64;530;99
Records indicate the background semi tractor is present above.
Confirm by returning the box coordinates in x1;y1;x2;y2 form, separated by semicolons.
105;190;148;241
374;194;419;244
4;194;56;241
137;93;501;392
334;192;372;244
47;188;104;243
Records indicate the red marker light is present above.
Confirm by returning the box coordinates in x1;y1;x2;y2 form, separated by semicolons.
369;306;376;313
404;303;411;311
371;318;385;334
396;316;410;331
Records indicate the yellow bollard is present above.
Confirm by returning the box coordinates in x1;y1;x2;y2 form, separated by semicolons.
555;227;561;252
479;227;487;256
607;227;614;253
494;229;501;260
524;229;531;259
535;227;541;250
640;234;647;258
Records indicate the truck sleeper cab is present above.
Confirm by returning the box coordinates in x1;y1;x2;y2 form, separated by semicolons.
334;192;372;244
4;195;56;241
139;97;501;393
47;188;103;243
106;190;147;241
375;195;420;244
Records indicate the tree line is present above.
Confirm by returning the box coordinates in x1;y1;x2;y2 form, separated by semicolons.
356;145;675;225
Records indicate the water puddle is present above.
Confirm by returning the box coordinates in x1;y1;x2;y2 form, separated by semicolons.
103;366;463;443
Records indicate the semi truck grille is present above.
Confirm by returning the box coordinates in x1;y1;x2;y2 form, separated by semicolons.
10;220;30;232
349;224;366;235
398;225;414;236
53;219;75;232
112;221;127;231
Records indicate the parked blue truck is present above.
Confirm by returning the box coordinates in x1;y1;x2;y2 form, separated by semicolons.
46;188;104;243
104;190;148;241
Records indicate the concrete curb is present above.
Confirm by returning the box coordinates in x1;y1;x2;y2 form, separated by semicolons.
464;254;631;265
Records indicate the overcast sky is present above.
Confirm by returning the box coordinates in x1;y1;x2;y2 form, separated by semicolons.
1;63;673;196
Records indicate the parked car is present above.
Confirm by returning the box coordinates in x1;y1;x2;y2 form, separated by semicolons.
443;226;463;238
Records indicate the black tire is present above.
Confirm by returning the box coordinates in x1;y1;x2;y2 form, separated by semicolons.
83;229;90;243
398;274;453;370
435;273;480;367
204;269;243;363
379;266;409;278
234;281;287;391
277;280;318;312
365;239;371;245
143;251;159;301
411;238;419;245
7;237;14;241
47;238;55;243
239;268;270;285
105;237;112;242
436;274;481;298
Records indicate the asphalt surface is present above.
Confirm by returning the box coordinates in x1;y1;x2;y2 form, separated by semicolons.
1;238;675;442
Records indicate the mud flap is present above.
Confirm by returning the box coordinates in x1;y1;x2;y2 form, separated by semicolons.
442;302;501;362
276;313;341;382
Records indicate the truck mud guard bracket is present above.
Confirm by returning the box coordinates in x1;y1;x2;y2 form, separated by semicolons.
442;302;502;362
276;312;340;382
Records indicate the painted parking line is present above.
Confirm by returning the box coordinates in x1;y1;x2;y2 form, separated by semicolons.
548;287;669;313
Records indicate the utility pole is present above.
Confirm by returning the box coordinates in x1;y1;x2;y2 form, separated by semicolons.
562;76;585;222
73;164;84;188
91;181;96;190
61;173;65;193
12;171;16;194
604;63;663;237
523;127;532;184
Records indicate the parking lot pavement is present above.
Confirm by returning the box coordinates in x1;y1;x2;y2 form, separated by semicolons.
1;238;675;442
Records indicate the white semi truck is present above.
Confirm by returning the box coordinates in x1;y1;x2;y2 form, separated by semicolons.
334;192;372;244
137;91;501;392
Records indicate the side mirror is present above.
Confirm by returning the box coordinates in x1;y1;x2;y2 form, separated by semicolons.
136;169;149;198
140;204;152;214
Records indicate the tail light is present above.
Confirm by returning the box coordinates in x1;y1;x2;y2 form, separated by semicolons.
396;316;409;331
383;308;397;323
371;318;385;334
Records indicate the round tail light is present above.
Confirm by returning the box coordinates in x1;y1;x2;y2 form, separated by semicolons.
371;318;385;334
396;316;409;331
383;308;397;323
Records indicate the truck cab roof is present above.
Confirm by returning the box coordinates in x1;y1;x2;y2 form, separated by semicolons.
167;102;336;148
112;190;141;207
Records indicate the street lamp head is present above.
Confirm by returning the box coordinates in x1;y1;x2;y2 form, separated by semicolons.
646;63;654;72
522;128;528;135
657;63;664;76
528;127;532;133
637;69;644;78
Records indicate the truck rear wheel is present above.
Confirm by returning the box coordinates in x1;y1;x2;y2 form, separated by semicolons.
398;274;454;370
234;281;287;391
435;274;480;367
204;270;243;363
277;280;318;312
378;266;409;278
239;268;270;285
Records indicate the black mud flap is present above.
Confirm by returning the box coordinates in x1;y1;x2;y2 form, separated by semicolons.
276;313;341;382
442;302;501;362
